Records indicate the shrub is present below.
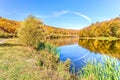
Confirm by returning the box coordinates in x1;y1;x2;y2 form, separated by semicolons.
36;43;60;56
18;15;46;48
36;42;45;51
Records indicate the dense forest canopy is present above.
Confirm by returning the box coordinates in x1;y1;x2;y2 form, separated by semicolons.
79;17;120;37
45;25;79;38
0;17;21;33
0;17;79;38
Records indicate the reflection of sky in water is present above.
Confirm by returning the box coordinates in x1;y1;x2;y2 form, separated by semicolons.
58;44;110;72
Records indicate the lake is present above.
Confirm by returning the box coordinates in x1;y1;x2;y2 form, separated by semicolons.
49;38;120;72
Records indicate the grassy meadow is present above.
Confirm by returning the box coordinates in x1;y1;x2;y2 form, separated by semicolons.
0;38;71;80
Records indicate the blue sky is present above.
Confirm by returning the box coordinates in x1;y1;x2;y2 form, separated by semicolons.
0;0;120;29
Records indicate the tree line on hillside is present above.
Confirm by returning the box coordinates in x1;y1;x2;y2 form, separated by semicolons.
79;17;120;37
45;25;79;38
0;16;21;33
0;16;79;38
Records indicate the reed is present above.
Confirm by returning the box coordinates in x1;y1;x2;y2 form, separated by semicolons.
79;56;120;80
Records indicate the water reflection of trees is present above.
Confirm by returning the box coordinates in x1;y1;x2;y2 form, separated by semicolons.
79;39;120;59
47;38;79;46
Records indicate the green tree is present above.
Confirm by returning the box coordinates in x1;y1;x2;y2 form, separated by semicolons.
18;15;46;48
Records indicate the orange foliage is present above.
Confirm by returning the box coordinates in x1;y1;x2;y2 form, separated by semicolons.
79;17;120;37
0;17;79;37
0;17;21;33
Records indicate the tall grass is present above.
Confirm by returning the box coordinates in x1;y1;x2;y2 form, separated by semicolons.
45;43;60;56
37;42;60;56
79;57;120;80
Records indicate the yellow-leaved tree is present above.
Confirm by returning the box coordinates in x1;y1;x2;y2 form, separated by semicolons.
18;15;47;48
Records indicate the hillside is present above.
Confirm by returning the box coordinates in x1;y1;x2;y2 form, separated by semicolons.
0;17;79;38
45;25;79;38
79;17;120;38
0;17;21;33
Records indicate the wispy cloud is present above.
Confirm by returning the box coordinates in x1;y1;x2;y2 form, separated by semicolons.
73;12;92;22
36;10;69;19
52;10;69;17
36;10;92;22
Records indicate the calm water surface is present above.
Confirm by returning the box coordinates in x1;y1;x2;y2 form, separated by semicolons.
50;38;120;72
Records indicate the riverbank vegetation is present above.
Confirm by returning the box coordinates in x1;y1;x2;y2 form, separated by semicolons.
79;57;120;80
0;38;72;80
1;39;120;80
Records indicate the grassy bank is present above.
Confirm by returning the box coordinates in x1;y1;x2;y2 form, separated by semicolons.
0;38;71;80
1;38;120;80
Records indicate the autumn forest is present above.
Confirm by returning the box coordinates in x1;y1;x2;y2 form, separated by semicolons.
1;0;120;80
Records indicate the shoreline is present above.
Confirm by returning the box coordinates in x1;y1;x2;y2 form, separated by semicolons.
79;37;120;40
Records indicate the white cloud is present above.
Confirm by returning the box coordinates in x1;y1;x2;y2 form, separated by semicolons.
36;10;69;19
36;10;92;22
52;10;69;17
73;12;92;22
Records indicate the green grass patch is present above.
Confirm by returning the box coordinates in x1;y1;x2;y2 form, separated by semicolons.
79;56;120;80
